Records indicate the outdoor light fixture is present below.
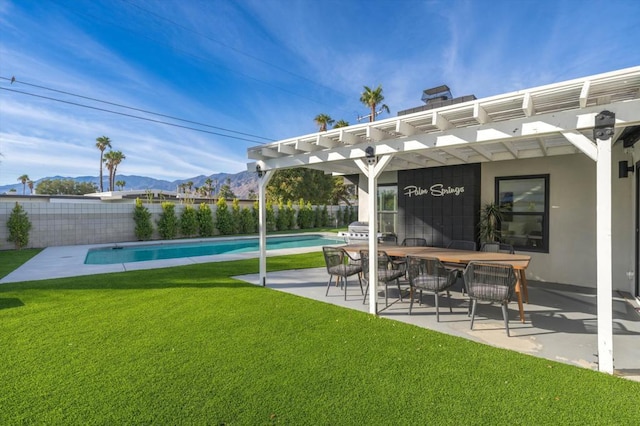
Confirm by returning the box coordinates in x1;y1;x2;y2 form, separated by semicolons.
619;160;634;178
256;165;263;178
365;146;376;165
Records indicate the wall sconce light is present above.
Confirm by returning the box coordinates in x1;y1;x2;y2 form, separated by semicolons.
619;160;634;178
256;165;264;178
365;146;376;165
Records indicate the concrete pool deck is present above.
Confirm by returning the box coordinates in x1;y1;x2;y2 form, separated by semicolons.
0;235;344;284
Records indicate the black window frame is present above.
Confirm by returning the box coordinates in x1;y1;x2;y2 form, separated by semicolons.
495;174;550;253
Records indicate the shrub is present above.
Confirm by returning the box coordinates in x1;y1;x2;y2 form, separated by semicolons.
180;205;198;237
276;201;288;231
7;202;32;249
286;200;296;230
133;198;153;241
231;198;241;234
157;202;178;239
266;201;276;232
321;205;330;227
252;202;259;233
238;207;256;234
197;203;214;237
296;199;314;229
215;198;233;235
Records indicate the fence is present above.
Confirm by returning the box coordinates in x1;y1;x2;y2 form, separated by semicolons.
0;196;355;250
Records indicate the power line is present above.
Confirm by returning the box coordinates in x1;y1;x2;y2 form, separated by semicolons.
0;86;268;144
0;76;273;142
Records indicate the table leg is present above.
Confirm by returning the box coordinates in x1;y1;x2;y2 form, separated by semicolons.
520;270;529;303
516;271;525;323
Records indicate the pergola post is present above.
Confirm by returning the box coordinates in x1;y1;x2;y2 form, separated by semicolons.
594;111;615;374
356;150;394;314
257;168;273;287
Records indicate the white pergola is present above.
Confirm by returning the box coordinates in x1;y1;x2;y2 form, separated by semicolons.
247;66;640;374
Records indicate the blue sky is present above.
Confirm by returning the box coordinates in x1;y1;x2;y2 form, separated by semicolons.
1;0;639;186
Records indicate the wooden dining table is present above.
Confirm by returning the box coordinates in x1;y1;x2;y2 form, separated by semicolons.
342;244;531;323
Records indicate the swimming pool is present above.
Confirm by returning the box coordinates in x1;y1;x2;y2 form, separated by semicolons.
84;234;345;265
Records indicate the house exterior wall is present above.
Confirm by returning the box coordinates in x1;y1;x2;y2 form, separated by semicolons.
482;150;635;292
355;149;637;292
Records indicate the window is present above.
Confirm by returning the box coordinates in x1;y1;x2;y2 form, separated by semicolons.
377;185;397;234
496;175;549;253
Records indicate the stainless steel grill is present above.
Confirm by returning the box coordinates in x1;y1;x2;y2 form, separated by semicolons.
338;222;378;244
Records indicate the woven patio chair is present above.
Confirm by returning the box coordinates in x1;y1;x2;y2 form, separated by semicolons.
480;242;515;254
401;237;428;247
360;250;406;308
322;246;363;300
463;261;517;336
406;256;458;321
446;240;477;251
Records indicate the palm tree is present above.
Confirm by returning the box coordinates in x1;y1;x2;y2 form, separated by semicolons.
115;180;126;191
333;119;350;128
204;178;213;197
95;136;112;192
103;150;125;192
314;113;334;131
27;180;34;194
360;85;390;122
17;174;29;195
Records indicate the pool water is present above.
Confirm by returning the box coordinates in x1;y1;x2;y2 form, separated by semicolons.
84;234;344;265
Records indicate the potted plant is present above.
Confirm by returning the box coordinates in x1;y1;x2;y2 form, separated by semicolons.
478;202;503;243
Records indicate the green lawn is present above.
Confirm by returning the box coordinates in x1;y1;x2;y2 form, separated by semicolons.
1;250;639;424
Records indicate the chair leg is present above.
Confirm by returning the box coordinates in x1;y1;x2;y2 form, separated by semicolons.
408;290;414;315
397;279;403;302
502;303;510;337
344;276;348;300
358;274;364;295
434;292;440;322
363;281;368;304
470;299;477;330
325;275;333;296
446;290;453;313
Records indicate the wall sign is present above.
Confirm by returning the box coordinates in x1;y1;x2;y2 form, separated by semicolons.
403;183;465;198
397;164;480;247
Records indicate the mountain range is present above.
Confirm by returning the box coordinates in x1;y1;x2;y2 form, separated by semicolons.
1;170;259;198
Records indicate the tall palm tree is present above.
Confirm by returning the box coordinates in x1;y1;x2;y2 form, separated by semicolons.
360;85;390;122
314;113;334;131
17;174;29;195
95;136;112;192
204;177;213;197
27;180;34;194
333;119;350;128
103;150;125;192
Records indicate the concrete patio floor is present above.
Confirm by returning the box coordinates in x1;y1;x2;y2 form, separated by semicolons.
4;242;639;381
237;267;640;381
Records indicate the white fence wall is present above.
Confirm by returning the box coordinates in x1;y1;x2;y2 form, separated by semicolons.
0;197;353;250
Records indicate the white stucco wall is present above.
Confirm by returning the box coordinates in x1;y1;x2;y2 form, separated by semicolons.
482;150;635;292
355;150;637;292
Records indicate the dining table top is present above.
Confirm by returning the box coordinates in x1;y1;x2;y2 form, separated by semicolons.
341;244;531;269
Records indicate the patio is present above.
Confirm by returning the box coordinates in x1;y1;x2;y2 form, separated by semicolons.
237;267;640;381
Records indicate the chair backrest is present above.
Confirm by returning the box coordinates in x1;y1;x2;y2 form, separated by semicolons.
401;237;428;247
480;242;515;254
359;250;394;280
378;234;398;245
447;240;477;251
322;246;344;272
406;256;456;291
462;262;517;302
